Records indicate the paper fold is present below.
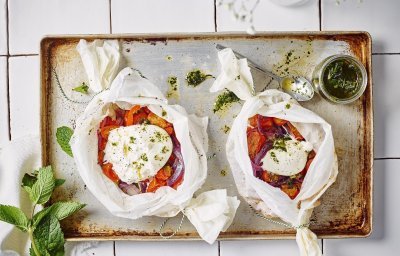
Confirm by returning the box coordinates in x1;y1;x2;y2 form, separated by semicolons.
185;190;240;244
77;39;121;92
210;48;255;101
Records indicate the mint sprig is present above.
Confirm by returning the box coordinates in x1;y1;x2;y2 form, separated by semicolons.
0;166;85;256
56;126;74;157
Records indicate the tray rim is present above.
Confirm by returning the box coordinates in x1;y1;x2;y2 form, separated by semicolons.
39;31;373;241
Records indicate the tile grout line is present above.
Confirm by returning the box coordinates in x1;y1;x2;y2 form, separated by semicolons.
8;54;39;57
214;0;217;32
113;241;116;256
109;0;113;34
375;157;400;160
218;241;220;256
322;238;324;255
3;53;400;57
318;0;322;31
372;52;400;55
5;0;10;141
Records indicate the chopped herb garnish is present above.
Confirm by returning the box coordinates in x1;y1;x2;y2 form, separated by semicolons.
161;146;169;154
213;90;240;113
166;76;179;99
273;138;287;152
222;125;231;134
140;153;148;162
185;69;213;87
270;151;279;163
220;169;227;176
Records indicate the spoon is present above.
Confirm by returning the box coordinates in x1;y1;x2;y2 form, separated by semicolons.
216;44;314;101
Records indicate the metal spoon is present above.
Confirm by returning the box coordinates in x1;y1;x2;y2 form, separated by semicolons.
216;44;314;101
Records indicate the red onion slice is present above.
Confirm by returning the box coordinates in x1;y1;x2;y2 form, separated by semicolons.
167;134;185;187
118;181;140;196
254;141;273;166
139;181;148;193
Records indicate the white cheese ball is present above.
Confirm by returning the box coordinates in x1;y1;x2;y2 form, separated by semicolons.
104;124;173;184
262;139;313;176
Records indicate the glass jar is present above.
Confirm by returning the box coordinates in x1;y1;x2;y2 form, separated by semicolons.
312;54;367;104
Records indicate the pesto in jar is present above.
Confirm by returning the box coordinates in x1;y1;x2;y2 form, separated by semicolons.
322;59;362;99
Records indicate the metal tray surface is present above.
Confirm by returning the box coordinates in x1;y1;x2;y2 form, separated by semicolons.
40;32;373;240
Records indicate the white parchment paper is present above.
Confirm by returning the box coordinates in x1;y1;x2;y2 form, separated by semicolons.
212;48;338;255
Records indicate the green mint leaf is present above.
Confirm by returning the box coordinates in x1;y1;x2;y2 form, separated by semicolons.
72;82;89;94
33;215;65;255
49;201;86;221
31;206;53;229
22;173;37;188
29;246;37;256
0;205;29;232
56;126;74;157
55;179;66;187
31;166;55;205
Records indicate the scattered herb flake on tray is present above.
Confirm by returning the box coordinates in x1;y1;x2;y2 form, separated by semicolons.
185;69;213;87
213;90;240;113
166;76;179;99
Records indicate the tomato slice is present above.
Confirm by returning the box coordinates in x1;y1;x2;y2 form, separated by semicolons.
281;183;300;200
171;175;184;190
98;150;105;164
167;153;176;165
248;115;258;127
155;165;174;181
100;125;120;139
247;130;266;160
308;150;316;159
147;178;166;193
148;112;170;128
261;171;282;184
273;117;288;126
124;105;141;126
164;126;174;135
102;163;119;183
98;130;107;151
258;116;274;128
304;157;314;172
286;122;304;141
100;116;115;128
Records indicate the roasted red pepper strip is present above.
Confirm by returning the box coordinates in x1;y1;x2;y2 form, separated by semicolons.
102;163;120;183
247;130;266;161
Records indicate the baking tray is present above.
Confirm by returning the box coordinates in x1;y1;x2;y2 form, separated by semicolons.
40;32;373;240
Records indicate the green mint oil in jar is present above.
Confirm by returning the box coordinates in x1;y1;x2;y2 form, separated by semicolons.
312;55;367;104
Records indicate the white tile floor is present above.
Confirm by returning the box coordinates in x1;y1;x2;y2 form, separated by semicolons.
216;0;320;32
111;0;215;33
0;0;6;55
322;0;400;53
1;0;399;255
0;57;8;145
8;0;110;54
8;56;40;139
